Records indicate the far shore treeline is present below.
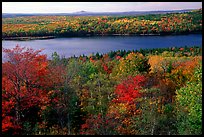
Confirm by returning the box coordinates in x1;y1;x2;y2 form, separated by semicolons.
2;9;202;40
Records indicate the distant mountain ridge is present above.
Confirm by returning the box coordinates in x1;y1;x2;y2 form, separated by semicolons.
2;9;199;18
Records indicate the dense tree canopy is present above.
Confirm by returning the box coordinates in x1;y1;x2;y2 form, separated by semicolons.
2;45;202;135
2;9;202;39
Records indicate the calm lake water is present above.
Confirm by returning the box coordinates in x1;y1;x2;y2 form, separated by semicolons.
2;34;202;60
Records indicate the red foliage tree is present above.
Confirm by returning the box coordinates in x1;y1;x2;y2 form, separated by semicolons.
102;63;113;74
80;112;122;135
113;75;146;104
116;55;121;60
2;45;51;134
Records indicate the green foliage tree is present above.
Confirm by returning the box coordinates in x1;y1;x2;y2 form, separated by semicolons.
176;62;202;135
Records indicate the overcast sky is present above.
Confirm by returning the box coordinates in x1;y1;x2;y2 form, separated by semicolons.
2;2;202;13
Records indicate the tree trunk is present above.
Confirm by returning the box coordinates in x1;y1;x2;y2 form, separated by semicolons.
67;113;71;135
151;116;156;135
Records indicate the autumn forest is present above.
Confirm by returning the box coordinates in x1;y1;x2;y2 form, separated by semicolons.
2;7;202;135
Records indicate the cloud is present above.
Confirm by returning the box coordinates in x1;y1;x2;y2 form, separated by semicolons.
2;2;202;13
139;2;202;11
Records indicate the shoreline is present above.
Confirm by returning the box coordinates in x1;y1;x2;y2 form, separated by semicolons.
2;36;56;41
2;32;202;41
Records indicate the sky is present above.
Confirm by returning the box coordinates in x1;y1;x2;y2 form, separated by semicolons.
2;2;202;13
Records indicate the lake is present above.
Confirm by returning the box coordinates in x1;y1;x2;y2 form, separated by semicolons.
2;34;202;60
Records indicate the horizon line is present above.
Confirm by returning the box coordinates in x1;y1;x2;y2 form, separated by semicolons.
2;8;202;14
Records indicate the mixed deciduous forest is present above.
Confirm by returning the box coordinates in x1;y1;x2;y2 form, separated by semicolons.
2;6;202;135
2;45;202;135
2;9;202;39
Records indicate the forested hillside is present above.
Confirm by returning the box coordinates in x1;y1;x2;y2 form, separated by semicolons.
2;9;202;39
